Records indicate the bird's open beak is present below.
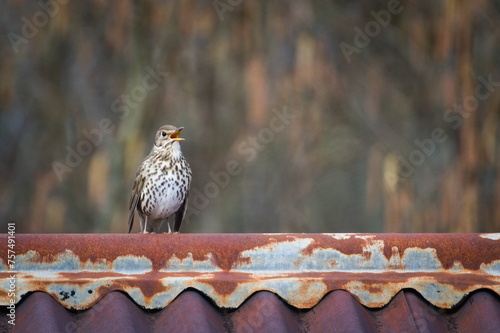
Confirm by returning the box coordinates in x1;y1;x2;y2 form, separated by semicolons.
170;127;185;141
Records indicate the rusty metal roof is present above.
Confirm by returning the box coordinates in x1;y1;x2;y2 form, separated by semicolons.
1;289;499;332
1;233;499;332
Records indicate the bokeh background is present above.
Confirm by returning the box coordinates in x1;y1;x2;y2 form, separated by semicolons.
1;0;499;233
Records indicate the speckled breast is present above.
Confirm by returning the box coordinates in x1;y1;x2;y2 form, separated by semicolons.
140;159;191;219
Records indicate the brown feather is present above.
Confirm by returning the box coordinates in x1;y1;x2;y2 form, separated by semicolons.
173;192;189;232
128;176;145;233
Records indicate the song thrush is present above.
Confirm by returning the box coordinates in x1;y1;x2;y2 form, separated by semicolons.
128;125;192;233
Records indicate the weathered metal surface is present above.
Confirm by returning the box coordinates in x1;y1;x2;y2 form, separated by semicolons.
3;289;500;333
0;233;499;310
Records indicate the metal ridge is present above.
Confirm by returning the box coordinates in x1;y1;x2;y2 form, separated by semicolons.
0;233;499;310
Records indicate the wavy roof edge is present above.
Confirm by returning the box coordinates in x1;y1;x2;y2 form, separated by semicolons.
0;233;499;310
4;289;500;333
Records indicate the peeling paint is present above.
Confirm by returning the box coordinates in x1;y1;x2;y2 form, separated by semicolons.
402;248;443;271
163;253;223;272
480;233;500;240
113;255;152;274
0;233;499;310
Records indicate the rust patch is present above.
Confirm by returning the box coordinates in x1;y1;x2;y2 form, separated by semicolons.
374;234;500;271
0;234;275;272
362;283;384;294
198;272;249;296
300;234;368;257
0;233;499;310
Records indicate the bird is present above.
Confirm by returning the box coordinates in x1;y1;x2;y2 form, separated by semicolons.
128;125;192;233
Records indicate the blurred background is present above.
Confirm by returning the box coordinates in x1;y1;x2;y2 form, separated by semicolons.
0;0;499;233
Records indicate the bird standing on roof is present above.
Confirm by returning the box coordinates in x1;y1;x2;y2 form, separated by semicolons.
128;125;192;233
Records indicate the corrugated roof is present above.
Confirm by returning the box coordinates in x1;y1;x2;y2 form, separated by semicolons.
1;289;500;332
1;233;499;332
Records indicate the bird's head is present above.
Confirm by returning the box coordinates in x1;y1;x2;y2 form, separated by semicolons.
153;125;185;154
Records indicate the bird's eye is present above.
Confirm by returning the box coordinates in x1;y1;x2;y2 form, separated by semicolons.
161;131;167;137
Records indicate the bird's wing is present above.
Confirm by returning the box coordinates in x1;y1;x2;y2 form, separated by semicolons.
173;191;189;232
128;175;145;233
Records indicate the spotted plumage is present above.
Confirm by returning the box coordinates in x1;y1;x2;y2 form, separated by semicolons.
128;125;192;233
